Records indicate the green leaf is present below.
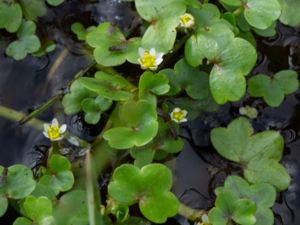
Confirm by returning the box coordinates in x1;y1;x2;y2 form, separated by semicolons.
135;0;186;53
278;0;300;26
6;20;41;60
248;70;299;107
39;154;74;194
78;71;134;101
209;38;256;104
0;194;8;217
216;176;276;225
104;100;158;149
47;0;64;6
139;71;170;104
62;80;97;115
243;0;281;30
31;182;57;200
161;59;210;100
53;190;89;225
13;217;32;225
86;22;141;66
0;3;22;32
211;117;290;190
220;0;241;7
108;164;179;223
19;0;47;21
84;112;101;125
5;165;36;199
22;196;53;222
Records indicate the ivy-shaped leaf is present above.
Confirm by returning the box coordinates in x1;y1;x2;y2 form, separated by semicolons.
0;165;36;217
53;190;89;225
130;118;184;167
213;176;276;225
0;2;22;32
108;164;179;223
19;0;47;21
39;154;74;195
211;117;290;190
209;192;257;225
219;0;281;29
14;196;55;225
103;100;159;149
71;22;96;41
6;20;41;60
278;0;300;26
139;71;170;104
248;70;299;107
135;0;186;53
78;71;134;101
161;59;210;100
86;22;141;66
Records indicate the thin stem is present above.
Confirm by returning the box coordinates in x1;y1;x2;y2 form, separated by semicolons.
177;203;206;221
0;105;44;130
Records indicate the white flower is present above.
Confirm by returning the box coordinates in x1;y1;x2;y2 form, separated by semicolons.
43;118;67;141
170;107;188;123
179;13;195;28
138;47;163;71
195;214;211;225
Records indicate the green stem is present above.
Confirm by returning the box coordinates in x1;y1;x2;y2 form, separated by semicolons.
177;203;206;221
0;105;44;130
233;7;243;16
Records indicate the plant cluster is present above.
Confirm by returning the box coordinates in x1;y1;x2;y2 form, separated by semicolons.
0;0;300;225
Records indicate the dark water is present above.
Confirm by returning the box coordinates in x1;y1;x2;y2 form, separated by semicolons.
0;1;300;225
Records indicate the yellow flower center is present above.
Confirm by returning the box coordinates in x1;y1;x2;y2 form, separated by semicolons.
173;111;185;121
47;126;61;140
180;14;192;26
141;51;156;68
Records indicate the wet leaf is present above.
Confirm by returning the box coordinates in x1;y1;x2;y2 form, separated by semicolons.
215;176;276;225
278;0;300;26
0;194;8;217
248;70;299;107
19;0;47;20
161;59;210;100
86;22;141;66
0;2;22;32
6;20;41;60
71;22;96;41
47;0;64;6
104;100;158;149
108;164;179;223
39;154;74;195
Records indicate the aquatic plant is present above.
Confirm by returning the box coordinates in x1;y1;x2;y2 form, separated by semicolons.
0;0;299;225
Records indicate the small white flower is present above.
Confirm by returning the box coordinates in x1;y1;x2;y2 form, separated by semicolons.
43;118;67;141
170;107;188;123
138;47;163;71
179;13;195;28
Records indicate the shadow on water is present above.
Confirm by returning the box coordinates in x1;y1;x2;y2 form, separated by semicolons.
1;1;300;225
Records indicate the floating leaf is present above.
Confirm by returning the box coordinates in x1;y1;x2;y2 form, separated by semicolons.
278;0;300;26
209;192;256;225
47;0;64;6
139;71;170;104
248;70;299;107
86;22;141;66
0;2;22;32
108;164;179;223
78;71;134;101
6;20;41;60
19;0;47;20
211;117;290;190
39;154;74;195
104;100;158;149
214;176;276;225
161;59;210;100
135;0;186;52
71;22;96;41
53;190;89;225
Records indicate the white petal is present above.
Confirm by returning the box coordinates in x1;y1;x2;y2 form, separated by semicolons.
59;124;67;133
149;48;156;56
182;110;188;116
180;118;188;123
138;47;145;57
156;52;163;59
52;118;59;127
43;124;50;132
43;131;49;138
52;136;63;141
155;57;163;66
149;65;158;71
201;215;209;222
173;107;181;112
